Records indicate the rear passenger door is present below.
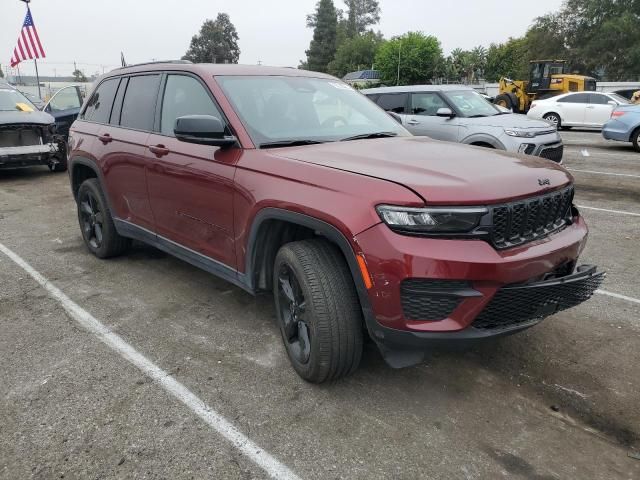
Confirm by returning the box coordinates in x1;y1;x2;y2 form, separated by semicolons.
374;93;409;124
556;93;590;126
145;73;239;269
585;93;615;127
44;85;83;139
405;92;459;141
90;74;161;232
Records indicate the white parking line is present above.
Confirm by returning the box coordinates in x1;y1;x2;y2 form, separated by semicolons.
568;168;640;179
596;289;640;305
577;205;640;217
0;241;300;480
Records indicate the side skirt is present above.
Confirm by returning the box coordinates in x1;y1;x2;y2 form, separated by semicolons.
113;219;252;294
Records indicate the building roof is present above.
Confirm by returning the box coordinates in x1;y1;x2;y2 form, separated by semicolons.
343;70;381;81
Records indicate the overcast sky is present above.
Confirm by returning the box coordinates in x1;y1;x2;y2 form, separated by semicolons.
1;0;564;78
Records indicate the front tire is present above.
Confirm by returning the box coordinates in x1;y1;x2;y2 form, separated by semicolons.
543;113;562;129
273;239;363;383
77;178;129;258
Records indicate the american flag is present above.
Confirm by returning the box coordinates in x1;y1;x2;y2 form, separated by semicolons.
10;7;46;68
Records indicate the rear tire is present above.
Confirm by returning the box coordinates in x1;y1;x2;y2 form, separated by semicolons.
273;239;363;383
543;113;562;129
77;178;129;258
632;128;640;152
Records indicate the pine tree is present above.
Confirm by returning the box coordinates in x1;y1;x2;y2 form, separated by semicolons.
344;0;380;38
183;13;240;64
305;0;338;73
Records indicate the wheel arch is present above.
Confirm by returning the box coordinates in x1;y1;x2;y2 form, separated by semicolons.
462;134;505;150
244;208;376;329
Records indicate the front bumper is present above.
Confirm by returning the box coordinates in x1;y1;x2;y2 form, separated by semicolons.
0;143;59;169
354;218;602;365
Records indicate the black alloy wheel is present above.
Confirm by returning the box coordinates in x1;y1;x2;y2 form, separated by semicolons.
277;264;311;365
79;190;104;250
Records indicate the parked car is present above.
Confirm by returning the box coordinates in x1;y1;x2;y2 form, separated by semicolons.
527;91;629;129
68;63;603;382
602;104;640;151
42;85;84;139
0;80;65;171
612;88;640;101
363;85;564;163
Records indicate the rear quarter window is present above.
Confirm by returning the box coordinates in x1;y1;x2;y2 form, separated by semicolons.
120;75;161;131
82;78;119;123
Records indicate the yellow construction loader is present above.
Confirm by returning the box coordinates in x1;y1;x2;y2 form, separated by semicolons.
494;60;597;113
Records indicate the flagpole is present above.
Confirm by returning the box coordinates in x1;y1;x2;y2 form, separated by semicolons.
34;58;41;99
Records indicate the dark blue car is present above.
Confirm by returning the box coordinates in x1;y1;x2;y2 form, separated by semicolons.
602;104;640;152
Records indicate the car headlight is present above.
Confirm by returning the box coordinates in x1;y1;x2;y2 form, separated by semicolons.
504;129;536;138
376;205;488;233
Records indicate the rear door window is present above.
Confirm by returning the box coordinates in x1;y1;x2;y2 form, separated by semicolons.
375;93;408;114
557;93;590;104
83;78;119;123
120;75;161;131
160;75;223;136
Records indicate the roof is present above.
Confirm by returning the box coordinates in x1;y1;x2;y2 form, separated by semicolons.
103;62;336;80
343;70;380;81
361;84;474;94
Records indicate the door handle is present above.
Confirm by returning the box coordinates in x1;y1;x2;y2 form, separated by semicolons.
98;133;113;144
407;120;420;125
149;144;170;157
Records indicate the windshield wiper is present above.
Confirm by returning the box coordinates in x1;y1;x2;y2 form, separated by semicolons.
467;114;489;118
340;132;398;142
259;139;326;149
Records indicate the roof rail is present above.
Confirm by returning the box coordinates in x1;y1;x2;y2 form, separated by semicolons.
117;59;193;70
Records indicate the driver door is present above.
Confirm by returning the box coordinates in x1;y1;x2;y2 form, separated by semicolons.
44;85;83;139
405;92;459;141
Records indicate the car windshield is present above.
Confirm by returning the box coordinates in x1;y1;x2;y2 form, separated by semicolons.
216;75;409;146
609;93;630;104
442;90;500;118
0;87;36;111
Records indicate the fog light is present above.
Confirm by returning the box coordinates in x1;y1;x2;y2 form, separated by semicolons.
518;143;535;154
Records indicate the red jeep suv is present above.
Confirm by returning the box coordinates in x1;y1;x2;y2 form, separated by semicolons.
67;62;603;383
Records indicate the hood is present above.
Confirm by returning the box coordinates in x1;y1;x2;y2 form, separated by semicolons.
270;136;572;205
463;113;553;130
0;110;55;126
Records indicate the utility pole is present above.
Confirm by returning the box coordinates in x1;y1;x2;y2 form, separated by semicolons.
396;41;402;86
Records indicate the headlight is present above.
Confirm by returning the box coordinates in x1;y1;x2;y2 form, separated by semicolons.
504;129;536;138
376;205;488;233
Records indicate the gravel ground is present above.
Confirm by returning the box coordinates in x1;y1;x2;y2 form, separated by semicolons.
1;129;639;480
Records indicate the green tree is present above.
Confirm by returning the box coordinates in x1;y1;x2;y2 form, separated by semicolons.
484;38;529;82
328;30;384;77
182;13;240;64
305;0;339;73
344;0;380;38
72;69;87;82
375;32;443;85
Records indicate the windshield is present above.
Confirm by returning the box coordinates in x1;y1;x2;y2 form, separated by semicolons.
443;90;500;118
609;93;630;104
216;76;408;146
0;88;36;111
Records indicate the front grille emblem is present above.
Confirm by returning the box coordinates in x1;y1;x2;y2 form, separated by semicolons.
538;178;551;186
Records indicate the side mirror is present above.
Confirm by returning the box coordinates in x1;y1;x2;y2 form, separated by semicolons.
174;115;237;147
436;107;455;118
607;100;617;106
